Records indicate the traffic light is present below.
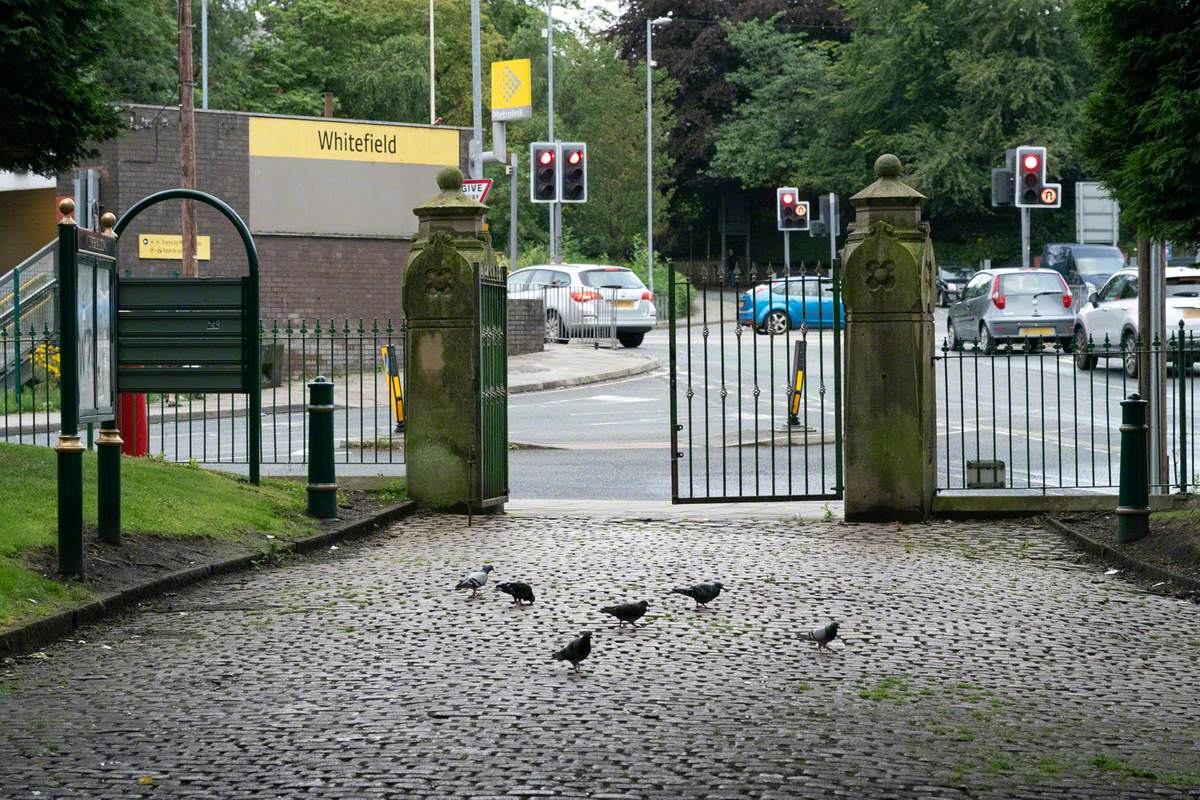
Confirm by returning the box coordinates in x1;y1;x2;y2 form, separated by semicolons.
991;167;1014;207
1014;145;1061;209
559;142;587;203
530;142;557;203
777;187;809;232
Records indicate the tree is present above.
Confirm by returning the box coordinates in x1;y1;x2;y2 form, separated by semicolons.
0;0;122;173
1078;0;1200;243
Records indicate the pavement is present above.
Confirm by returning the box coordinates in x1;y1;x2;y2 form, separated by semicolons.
2;507;1198;798
507;343;659;394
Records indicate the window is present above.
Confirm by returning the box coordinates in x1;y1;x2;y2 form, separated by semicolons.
580;269;644;289
999;272;1066;295
1118;277;1138;300
964;274;991;299
1167;275;1200;298
507;271;532;290
546;270;570;287
1098;275;1127;302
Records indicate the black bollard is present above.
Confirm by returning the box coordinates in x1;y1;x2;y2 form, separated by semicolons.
1117;392;1149;543
306;376;338;519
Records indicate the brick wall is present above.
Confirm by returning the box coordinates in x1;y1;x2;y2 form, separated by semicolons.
507;298;544;356
59;105;469;323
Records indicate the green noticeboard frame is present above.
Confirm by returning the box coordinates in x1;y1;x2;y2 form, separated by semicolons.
74;229;118;423
113;189;262;485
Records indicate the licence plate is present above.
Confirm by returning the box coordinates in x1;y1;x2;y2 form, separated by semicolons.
1184;309;1200;319
611;300;637;309
1018;327;1054;337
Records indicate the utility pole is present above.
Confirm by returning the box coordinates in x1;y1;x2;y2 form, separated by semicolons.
546;1;561;262
469;0;483;179
201;0;208;109
646;17;670;297
429;0;436;124
178;0;198;277
1020;207;1031;269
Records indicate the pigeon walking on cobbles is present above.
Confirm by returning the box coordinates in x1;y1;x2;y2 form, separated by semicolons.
601;600;649;627
801;620;840;652
671;581;724;609
552;632;592;673
455;565;494;598
496;581;535;605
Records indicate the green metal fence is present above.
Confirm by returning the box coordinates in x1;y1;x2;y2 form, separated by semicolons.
935;327;1196;493
0;320;407;468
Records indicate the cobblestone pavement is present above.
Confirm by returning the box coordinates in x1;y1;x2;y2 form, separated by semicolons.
2;512;1199;799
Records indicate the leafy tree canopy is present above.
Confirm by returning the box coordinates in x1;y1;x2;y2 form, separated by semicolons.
1078;0;1200;243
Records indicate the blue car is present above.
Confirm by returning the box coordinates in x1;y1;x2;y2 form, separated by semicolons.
738;278;843;335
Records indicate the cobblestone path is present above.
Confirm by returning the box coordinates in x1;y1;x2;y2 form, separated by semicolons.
2;512;1198;798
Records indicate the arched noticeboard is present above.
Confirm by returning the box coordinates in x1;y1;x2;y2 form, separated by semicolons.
75;228;118;423
113;189;262;485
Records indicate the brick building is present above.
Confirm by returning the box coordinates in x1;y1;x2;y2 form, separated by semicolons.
60;104;470;324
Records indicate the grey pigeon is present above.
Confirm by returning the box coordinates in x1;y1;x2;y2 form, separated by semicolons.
671;581;724;609
601;600;649;627
801;620;840;652
455;564;494;598
552;631;592;673
496;581;535;605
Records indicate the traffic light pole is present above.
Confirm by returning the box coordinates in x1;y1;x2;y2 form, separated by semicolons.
783;231;790;274
1020;206;1031;269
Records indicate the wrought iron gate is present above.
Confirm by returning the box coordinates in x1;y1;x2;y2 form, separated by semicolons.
668;264;844;502
476;258;509;507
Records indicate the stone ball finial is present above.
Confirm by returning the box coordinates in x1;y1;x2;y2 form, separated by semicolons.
100;212;116;233
59;198;75;217
874;153;902;179
437;166;464;192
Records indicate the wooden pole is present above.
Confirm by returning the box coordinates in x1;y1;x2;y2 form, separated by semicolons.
178;0;198;277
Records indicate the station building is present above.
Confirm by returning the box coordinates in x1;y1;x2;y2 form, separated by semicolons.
8;104;470;323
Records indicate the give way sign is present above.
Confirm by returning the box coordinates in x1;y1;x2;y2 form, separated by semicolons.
461;179;493;204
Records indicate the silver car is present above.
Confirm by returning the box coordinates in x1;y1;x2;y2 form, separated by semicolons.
948;268;1077;351
507;264;657;348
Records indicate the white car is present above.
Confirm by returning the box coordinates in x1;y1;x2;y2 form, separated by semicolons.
1074;266;1200;376
507;264;657;348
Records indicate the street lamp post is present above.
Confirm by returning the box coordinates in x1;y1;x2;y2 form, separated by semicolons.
429;0;436;124
646;17;670;298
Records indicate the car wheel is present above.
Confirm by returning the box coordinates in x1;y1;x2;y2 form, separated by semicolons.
545;310;566;343
1059;336;1075;354
1073;327;1096;370
979;324;995;353
765;310;790;336
947;321;962;352
1121;330;1139;378
617;332;644;348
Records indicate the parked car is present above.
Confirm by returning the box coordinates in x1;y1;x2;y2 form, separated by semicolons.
506;264;656;348
1073;266;1200;376
948;268;1077;351
737;277;843;335
936;265;975;307
1041;243;1126;292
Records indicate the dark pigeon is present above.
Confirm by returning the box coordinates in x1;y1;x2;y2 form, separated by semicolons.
496;581;535;605
801;620;840;652
454;565;494;598
601;600;649;627
552;632;592;673
671;581;724;609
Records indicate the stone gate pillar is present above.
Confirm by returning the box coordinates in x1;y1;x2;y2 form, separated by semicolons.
403;167;499;512
841;155;936;521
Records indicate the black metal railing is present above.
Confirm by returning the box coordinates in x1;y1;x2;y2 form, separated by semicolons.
936;327;1196;493
0;320;408;468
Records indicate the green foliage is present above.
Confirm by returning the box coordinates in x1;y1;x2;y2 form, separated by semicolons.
0;0;122;173
1078;0;1200;243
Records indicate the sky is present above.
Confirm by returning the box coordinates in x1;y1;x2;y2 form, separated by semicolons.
555;0;623;32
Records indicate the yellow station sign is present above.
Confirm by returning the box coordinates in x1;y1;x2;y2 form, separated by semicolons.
248;117;459;165
137;234;212;261
491;59;532;121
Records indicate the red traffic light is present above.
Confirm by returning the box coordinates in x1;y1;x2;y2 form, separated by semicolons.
1022;153;1040;171
538;150;554;166
781;193;795;205
567;150;583;166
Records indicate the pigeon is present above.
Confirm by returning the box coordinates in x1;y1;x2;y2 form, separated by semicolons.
600;600;649;627
801;620;840;652
496;581;535;605
671;581;724;609
455;564;494;598
552;631;592;673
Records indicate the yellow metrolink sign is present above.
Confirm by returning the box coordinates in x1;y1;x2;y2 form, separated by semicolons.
138;234;211;260
491;59;532;121
248;117;459;165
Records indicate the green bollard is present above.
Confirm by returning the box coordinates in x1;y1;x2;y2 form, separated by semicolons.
306;376;338;519
97;418;122;544
1117;392;1150;543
